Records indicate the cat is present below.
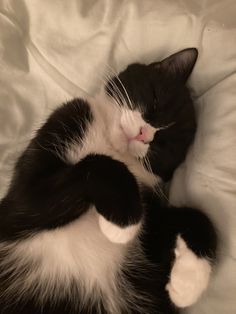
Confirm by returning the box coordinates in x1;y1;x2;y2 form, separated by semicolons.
0;48;217;314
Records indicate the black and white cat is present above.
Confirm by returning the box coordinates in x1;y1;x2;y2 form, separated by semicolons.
0;48;217;314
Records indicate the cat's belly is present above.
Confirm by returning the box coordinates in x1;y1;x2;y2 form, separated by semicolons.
0;208;135;312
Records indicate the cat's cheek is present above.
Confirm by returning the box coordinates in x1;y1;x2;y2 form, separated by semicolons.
110;125;129;154
98;214;141;244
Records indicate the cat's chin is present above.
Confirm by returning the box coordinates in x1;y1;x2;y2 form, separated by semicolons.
112;139;149;160
128;140;149;159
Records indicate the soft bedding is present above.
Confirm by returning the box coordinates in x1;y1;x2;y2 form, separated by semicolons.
0;1;236;313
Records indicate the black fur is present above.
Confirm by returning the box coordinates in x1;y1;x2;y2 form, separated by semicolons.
0;99;93;239
124;193;217;314
106;48;197;181
0;49;218;314
0;100;142;240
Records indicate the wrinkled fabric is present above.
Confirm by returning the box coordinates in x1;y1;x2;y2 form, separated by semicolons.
0;0;236;313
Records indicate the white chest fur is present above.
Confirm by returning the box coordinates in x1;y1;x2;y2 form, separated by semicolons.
1;208;132;312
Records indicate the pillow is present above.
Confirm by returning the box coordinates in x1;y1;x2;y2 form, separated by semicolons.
0;1;236;313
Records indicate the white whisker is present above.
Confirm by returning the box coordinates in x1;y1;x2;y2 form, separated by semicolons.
105;65;135;111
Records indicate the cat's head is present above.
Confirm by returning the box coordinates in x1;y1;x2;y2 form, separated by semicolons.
105;48;198;181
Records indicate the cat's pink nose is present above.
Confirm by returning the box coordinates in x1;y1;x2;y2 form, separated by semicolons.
134;126;151;143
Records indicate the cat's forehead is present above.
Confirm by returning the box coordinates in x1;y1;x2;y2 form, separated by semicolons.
113;63;158;104
108;48;198;105
115;63;172;98
119;63;156;87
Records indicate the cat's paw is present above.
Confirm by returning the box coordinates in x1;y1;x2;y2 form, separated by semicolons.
98;214;141;244
166;236;211;308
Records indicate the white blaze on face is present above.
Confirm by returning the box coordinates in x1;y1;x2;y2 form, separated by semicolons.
90;89;158;160
119;109;157;158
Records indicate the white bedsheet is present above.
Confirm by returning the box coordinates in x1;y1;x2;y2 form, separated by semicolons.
0;1;236;313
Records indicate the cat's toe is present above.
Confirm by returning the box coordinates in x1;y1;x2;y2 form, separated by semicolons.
98;214;141;244
166;236;211;308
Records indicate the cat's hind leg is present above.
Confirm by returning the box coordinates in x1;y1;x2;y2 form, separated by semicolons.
166;235;212;307
145;199;218;309
164;207;217;308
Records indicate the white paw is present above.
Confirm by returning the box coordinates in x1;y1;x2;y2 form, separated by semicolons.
98;214;141;244
166;236;211;308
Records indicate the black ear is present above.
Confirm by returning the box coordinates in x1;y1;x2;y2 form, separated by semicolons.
151;48;198;84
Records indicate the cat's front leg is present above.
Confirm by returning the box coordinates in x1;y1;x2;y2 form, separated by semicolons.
84;154;143;244
165;207;217;308
98;214;142;244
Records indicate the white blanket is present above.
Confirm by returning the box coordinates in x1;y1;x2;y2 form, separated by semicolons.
0;1;236;313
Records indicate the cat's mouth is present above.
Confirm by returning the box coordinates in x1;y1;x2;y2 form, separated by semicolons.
109;109;156;159
120;125;153;159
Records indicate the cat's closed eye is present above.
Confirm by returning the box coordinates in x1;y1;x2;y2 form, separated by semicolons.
153;97;158;108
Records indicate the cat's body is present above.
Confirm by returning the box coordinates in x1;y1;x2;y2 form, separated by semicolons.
0;49;217;314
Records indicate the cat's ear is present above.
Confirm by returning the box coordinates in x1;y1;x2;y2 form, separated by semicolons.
151;48;198;84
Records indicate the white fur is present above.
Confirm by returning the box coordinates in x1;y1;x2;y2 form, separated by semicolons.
128;139;149;158
120;109;143;139
0;90;161;312
66;90;159;188
0;207;153;313
166;236;211;308
0;208;135;312
120;109;156;142
98;214;141;244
